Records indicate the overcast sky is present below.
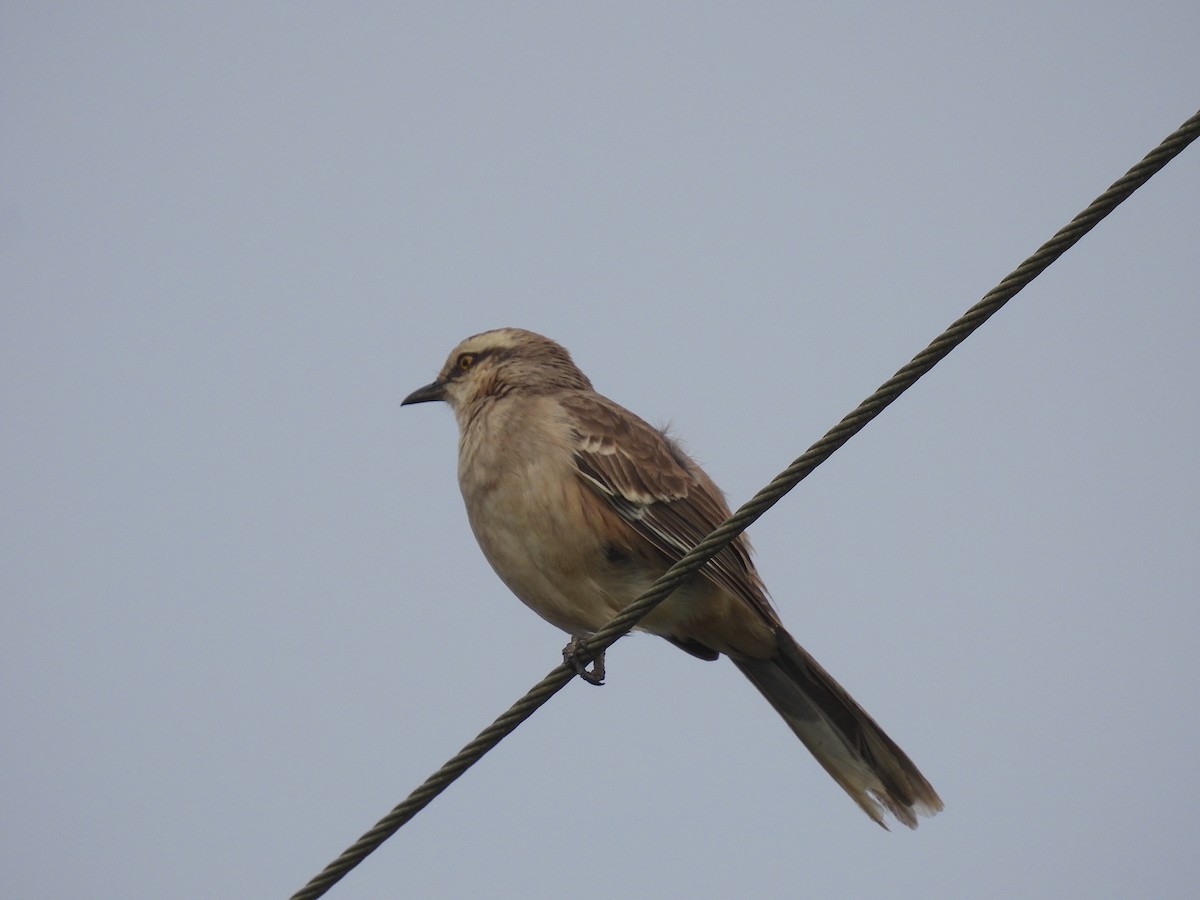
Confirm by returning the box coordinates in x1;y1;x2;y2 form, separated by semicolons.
3;4;1199;899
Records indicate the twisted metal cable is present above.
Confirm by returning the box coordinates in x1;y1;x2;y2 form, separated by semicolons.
291;107;1200;900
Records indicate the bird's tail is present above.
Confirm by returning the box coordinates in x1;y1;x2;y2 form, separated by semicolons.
732;628;942;829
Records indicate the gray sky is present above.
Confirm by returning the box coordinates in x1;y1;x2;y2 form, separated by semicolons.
4;4;1198;898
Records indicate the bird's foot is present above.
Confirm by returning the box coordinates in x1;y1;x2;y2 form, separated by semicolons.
563;636;605;686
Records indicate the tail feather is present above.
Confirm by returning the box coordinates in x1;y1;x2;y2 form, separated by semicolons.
732;628;942;829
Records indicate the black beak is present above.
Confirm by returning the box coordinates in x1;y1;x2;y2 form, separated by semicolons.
401;379;447;405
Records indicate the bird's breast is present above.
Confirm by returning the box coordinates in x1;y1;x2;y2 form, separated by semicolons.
456;433;628;634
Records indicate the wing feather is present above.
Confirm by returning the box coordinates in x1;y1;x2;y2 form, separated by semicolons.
563;393;778;626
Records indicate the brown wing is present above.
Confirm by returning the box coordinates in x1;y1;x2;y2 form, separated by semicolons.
562;393;780;627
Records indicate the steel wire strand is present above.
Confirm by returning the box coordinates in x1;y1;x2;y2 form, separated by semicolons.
290;107;1200;900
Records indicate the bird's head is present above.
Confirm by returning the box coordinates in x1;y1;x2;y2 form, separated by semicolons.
402;327;592;413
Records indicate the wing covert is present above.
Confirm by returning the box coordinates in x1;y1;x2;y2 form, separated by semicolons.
563;393;777;624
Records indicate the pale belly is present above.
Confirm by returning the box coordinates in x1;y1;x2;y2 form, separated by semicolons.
456;444;775;658
461;472;645;635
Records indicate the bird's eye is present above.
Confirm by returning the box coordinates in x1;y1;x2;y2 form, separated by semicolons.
457;353;476;371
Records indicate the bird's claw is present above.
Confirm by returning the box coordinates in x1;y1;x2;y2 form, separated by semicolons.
563;636;605;685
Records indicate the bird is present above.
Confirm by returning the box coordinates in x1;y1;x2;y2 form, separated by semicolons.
402;327;942;829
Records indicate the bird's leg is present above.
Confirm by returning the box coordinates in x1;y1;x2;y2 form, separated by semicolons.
563;635;605;686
